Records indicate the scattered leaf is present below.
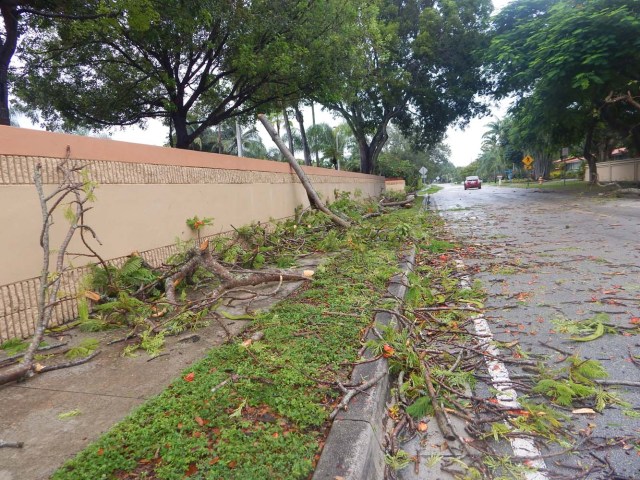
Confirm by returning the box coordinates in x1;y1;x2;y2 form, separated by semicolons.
570;321;604;342
84;290;101;302
185;462;198;476
184;372;195;382
417;421;428;432
58;409;81;419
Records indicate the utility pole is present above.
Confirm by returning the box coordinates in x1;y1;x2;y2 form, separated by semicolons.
561;147;569;185
311;103;319;165
235;120;243;157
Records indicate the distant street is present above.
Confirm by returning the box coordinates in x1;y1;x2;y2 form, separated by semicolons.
434;182;640;478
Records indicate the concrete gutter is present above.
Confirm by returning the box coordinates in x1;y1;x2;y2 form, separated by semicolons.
313;248;416;480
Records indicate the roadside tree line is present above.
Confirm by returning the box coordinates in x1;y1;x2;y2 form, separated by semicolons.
1;0;490;180
2;0;637;183
475;0;640;183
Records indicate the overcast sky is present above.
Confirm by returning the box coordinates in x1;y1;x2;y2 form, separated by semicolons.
444;0;512;167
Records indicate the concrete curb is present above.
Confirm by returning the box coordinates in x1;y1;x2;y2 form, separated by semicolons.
313;248;416;480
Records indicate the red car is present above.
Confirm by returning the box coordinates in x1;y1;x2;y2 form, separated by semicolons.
464;176;481;190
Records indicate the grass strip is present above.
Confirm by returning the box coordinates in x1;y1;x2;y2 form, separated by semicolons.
52;206;439;480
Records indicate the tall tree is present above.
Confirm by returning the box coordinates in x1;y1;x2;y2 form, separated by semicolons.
487;0;640;182
294;104;312;166
0;0;115;125
476;119;508;180
14;0;362;149
321;0;492;174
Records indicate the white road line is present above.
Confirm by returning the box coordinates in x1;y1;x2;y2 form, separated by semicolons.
456;260;548;480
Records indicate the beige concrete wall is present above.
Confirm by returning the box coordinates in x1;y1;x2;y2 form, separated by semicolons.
585;158;640;182
385;179;406;192
0;126;384;341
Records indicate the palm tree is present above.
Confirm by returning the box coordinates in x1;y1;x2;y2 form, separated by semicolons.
170;120;268;159
478;119;508;180
306;122;355;168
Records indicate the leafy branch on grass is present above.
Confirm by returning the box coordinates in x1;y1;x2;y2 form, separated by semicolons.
75;190;417;357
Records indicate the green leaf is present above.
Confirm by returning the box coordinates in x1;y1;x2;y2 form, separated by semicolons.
65;338;99;359
570;321;604;342
77;297;90;322
63;205;76;223
58;409;81;419
229;399;247;418
406;396;434;418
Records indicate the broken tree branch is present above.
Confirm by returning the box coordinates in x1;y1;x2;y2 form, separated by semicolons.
257;114;351;228
423;361;456;441
0;158;101;386
37;351;101;373
329;369;387;420
0;440;24;449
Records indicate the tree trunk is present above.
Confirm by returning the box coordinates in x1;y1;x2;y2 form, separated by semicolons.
258;114;350;228
294;105;312;166
0;4;19;126
168;120;175;148
531;150;552;179
282;108;295;156
584;124;598;184
172;114;191;149
355;124;389;175
358;140;374;174
630;125;640;154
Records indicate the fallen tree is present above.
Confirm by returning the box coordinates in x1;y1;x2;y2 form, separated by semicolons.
257;114;351;228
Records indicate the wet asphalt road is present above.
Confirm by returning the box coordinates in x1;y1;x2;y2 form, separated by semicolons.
411;183;640;479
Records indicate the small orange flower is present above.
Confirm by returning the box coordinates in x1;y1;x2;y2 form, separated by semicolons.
382;344;395;358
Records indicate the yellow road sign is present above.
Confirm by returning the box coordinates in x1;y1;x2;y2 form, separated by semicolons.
524;164;533;170
522;155;534;166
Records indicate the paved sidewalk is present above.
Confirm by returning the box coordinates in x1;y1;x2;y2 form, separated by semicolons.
0;259;318;480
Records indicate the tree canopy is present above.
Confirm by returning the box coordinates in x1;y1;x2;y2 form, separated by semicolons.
1;0;115;125
320;0;492;174
486;0;640;181
14;0;363;149
376;126;455;186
